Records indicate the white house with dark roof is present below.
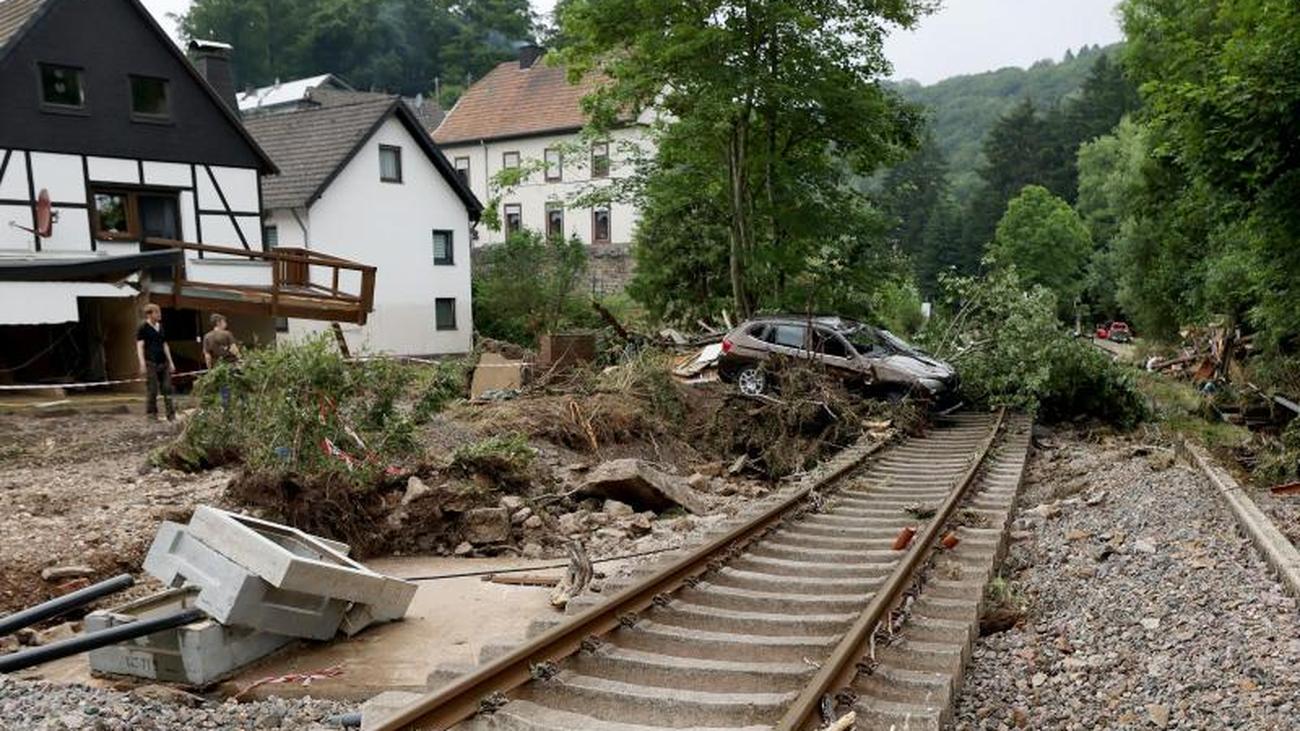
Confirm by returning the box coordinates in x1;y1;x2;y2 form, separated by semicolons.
245;88;482;355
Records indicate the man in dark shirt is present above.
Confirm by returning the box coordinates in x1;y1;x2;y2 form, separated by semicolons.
202;313;240;407
136;303;175;421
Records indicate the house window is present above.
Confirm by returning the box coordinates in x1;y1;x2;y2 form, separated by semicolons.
592;207;611;244
379;145;403;183
503;203;522;237
130;76;170;120
546;204;564;240
591;142;610;178
433;229;454;265
435;298;457;331
454;157;470;186
502;151;520;169
92;191;137;240
39;64;84;109
544;148;562;182
263;225;279;246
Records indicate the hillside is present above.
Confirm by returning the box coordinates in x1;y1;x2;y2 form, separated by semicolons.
895;43;1122;200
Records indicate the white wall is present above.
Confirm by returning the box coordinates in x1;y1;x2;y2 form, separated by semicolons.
440;126;649;248
284;117;474;355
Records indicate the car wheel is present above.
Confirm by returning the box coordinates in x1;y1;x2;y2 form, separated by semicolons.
737;367;766;396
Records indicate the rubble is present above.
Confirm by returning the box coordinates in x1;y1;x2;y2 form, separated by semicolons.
577;458;707;514
462;508;510;545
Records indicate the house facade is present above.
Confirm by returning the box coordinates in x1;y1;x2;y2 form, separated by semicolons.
245;89;481;356
432;46;652;293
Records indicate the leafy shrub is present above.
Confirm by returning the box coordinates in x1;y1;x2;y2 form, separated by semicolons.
473;230;599;346
921;266;1147;427
161;335;420;482
449;432;536;490
412;359;471;423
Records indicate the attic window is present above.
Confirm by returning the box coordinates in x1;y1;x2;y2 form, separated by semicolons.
39;64;85;110
130;76;170;120
379;145;403;183
591;142;610;178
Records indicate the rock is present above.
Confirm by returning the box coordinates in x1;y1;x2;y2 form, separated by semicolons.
15;628;40;646
39;621;79;644
557;511;587;535
1148;451;1176;471
1140;617;1160;631
1031;672;1048;688
1024;502;1060;521
0;636;19;655
603;499;634;517
499;495;525;512
697;462;725;478
566;462;591;472
686;472;709;489
1066;529;1091;541
523;515;543;530
131;685;203;707
463;508;510;544
521;542;543;559
1147;703;1170;728
401;475;434;506
578;459;707;514
510;507;532;525
624;513;653;537
453;541;473;556
40;565;95;582
595;527;624;541
1134;538;1157;554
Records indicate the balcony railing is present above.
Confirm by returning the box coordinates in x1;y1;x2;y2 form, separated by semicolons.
142;238;377;325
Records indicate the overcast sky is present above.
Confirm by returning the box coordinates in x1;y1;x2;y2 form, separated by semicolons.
143;0;1124;86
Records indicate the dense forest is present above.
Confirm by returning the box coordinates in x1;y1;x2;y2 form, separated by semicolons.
894;43;1120;201
180;0;536;100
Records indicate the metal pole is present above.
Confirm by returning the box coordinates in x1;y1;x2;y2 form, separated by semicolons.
0;607;206;674
0;574;134;637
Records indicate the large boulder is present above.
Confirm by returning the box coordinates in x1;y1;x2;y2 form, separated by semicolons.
578;459;707;515
462;507;510;545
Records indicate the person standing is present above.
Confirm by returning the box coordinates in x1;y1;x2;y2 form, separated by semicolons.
202;313;241;407
136;303;175;421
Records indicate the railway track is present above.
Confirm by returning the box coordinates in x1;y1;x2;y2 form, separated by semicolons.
376;410;1031;731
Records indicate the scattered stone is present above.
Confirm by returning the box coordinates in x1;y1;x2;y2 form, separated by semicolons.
40;565;94;582
1134;538;1157;554
557;512;586;535
1148;451;1177;471
603;499;634;517
130;684;204;707
462;508;510;545
686;472;709;489
624;513;653;537
522;515;543;530
1065;529;1090;541
521;542;543;559
0;636;18;655
578;459;707;514
1147;703;1170;728
696;461;725;478
1139;617;1161;631
401;476;433;505
38;621;79;644
499;495;525;512
15;628;39;647
453;541;473;556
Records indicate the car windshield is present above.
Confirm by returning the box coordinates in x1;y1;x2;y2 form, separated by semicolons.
848;326;925;358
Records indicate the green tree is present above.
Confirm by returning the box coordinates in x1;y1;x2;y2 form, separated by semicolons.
556;0;935;318
473;230;591;345
879;130;950;263
988;185;1092;315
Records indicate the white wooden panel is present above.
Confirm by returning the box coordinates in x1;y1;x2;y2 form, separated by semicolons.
97;240;141;257
143;161;192;188
195;167;219;209
186;259;272;286
0;150;30;199
28;153;85;204
235;215;262;248
180;191;196;241
42;207;91;251
87;157;139;184
0;204;33;249
208;166;260;213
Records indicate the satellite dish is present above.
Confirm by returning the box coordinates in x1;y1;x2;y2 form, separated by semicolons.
8;188;56;238
34;189;53;237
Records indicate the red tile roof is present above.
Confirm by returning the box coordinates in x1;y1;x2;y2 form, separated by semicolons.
432;57;604;145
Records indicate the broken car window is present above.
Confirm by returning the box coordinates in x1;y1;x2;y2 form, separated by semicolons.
768;325;806;349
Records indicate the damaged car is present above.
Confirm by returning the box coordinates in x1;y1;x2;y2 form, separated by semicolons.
717;315;957;401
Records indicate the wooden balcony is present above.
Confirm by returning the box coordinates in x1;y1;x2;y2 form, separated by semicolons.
143;239;376;324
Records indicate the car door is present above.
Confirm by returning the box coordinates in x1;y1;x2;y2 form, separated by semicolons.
765;323;809;361
813;328;869;381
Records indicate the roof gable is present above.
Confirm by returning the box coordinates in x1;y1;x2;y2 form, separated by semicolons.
432;57;604;145
244;91;481;217
0;0;276;172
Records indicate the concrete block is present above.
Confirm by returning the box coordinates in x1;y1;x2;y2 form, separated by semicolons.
86;588;293;686
144;522;347;640
185;507;417;619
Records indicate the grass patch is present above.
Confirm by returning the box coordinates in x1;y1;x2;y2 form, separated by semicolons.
1135;372;1251;452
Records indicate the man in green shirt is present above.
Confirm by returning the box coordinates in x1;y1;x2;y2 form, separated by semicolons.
202;313;241;407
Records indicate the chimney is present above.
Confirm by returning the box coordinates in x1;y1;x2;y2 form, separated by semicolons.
518;44;544;70
189;39;237;112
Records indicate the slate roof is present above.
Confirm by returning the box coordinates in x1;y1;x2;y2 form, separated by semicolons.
0;0;48;50
432;56;604;145
244;89;480;216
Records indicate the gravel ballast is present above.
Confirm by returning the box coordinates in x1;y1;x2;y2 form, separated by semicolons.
0;676;355;730
953;429;1300;730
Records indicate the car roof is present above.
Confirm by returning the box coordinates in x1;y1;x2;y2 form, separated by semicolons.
742;315;864;332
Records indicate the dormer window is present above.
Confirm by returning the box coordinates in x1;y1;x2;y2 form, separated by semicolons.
39;64;85;110
130;76;170;120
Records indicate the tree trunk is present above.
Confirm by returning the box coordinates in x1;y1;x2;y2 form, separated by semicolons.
728;117;752;319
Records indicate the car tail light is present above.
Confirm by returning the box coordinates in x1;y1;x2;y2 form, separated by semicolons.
721;337;733;354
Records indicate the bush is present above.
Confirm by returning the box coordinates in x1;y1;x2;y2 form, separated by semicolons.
473;230;599;346
920;266;1147;427
449;432;536;490
160;335;420;482
412;359;471;423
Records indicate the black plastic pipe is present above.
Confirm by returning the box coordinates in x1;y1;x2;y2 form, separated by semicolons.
0;574;134;637
0;607;206;674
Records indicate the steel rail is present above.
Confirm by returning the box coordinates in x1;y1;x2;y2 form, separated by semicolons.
775;407;1006;731
376;440;889;731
